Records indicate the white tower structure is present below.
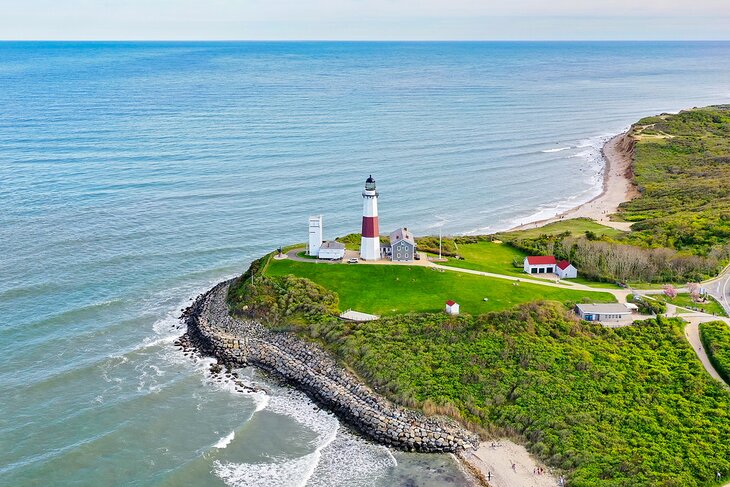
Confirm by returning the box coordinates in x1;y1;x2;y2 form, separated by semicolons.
308;215;323;256
360;175;380;261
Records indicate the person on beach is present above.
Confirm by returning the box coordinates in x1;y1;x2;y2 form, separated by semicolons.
487;471;492;481
511;461;517;472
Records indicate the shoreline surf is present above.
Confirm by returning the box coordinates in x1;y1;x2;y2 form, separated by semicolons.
506;131;637;233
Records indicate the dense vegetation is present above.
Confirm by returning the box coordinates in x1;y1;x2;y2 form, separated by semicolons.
619;106;730;255
700;322;730;385
263;256;615;316
228;271;339;327
229;267;730;486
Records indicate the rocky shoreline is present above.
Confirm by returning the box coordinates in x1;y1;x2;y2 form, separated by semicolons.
178;279;479;454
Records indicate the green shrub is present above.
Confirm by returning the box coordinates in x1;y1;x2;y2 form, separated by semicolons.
228;269;339;326
699;321;730;385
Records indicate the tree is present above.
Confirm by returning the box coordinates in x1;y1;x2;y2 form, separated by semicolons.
663;284;678;300
687;282;701;302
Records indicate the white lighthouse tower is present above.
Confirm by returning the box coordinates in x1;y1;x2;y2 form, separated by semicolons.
360;175;380;261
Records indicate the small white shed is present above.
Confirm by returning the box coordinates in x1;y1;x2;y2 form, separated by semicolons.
445;300;460;316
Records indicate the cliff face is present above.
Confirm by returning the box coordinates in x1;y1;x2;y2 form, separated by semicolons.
182;280;479;454
616;132;637;182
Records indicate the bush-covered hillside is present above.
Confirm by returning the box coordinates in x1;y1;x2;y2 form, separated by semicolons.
619;106;730;254
290;300;730;486
227;256;339;326
700;321;730;385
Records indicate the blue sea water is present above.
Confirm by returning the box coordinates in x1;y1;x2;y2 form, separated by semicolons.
1;41;730;486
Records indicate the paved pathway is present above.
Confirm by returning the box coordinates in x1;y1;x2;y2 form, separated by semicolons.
285;247;343;264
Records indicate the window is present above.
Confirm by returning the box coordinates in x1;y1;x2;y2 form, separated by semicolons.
397;253;401;258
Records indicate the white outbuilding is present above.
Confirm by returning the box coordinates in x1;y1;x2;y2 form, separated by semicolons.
318;241;346;260
555;260;578;279
524;255;557;274
445;300;460;316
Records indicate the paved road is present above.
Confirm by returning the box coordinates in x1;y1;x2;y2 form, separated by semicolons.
704;265;730;316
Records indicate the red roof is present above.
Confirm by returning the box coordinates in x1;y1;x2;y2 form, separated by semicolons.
526;256;556;265
446;300;457;306
557;260;572;270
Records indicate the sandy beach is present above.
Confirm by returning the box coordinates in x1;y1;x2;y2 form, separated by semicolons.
509;132;638;232
460;440;562;487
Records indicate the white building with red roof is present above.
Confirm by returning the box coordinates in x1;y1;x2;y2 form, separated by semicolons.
555;260;578;279
445;300;460;316
523;255;557;275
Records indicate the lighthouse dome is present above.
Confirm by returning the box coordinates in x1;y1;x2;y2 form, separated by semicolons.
365;175;376;191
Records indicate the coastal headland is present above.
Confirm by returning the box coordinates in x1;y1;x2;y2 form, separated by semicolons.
180;279;479;454
179;106;730;487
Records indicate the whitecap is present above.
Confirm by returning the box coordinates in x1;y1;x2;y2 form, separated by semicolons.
541;146;571;153
213;431;235;449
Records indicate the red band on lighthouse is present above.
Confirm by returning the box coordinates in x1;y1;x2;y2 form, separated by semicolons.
361;216;379;238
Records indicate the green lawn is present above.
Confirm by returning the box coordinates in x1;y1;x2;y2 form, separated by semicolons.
439;241;527;276
265;258;616;316
496;218;626;241
568;277;624;290
657;293;728;317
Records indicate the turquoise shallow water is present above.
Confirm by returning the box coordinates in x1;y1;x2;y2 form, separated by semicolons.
2;41;730;486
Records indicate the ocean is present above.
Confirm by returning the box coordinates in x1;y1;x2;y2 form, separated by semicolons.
1;41;730;486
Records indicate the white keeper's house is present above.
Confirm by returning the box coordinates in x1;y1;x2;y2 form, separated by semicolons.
555;260;578;279
523;255;557;274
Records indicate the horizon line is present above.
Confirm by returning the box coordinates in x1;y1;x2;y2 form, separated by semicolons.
2;39;730;43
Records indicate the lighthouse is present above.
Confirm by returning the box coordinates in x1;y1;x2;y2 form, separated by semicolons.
360;175;380;260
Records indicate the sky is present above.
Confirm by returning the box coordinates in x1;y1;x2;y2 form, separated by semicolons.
2;0;730;40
